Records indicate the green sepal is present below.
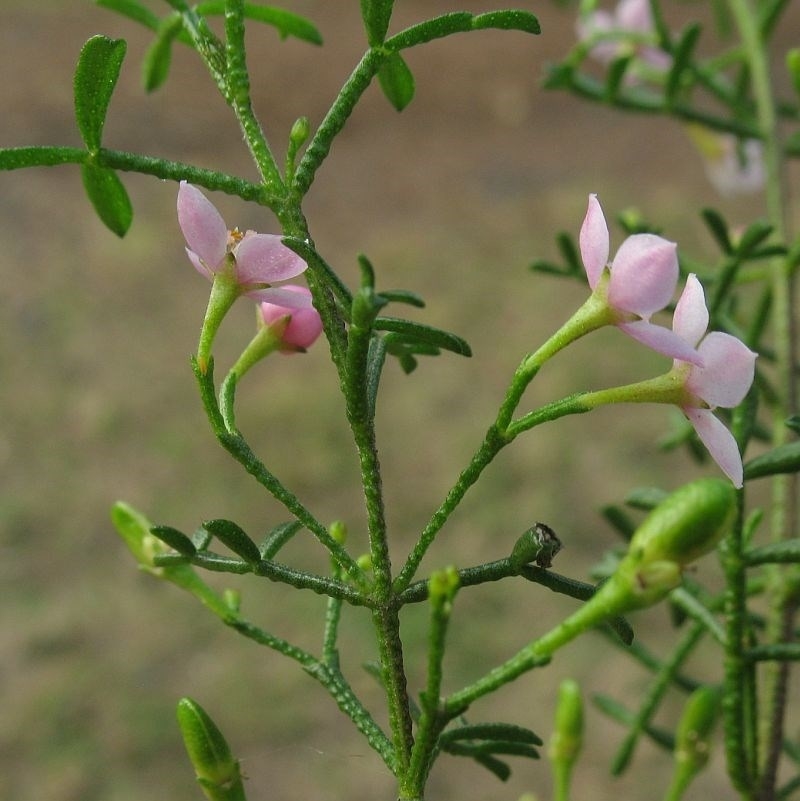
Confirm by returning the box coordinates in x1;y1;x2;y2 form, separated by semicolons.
176;697;247;801
665;23;701;104
142;16;181;92
378;51;415;111
80;163;133;237
95;0;160;30
151;524;198;557
203;519;262;565
743;440;800;479
74;35;127;152
259;520;303;559
374;317;472;357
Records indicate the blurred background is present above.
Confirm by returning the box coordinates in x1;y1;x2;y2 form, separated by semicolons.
1;1;795;800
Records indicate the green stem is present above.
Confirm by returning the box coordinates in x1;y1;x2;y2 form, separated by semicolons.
727;3;798;798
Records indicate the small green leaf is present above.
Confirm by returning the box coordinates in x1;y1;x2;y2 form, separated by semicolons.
259;520;303;559
95;0;160;31
744;440;800;479
665;23;701;103
605;55;633;100
74;35;127;151
81;163;133;237
624;487;668;511
471;10;541;34
735;219;775;259
379;289;425;308
195;1;322;45
440;722;543;747
378;52;415;111
360;0;393;45
203;519;262;564
142;17;182;92
374;317;471;357
151;525;197;556
701;208;733;254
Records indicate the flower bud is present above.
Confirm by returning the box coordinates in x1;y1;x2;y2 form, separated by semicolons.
627;478;736;568
176;697;245;801
675;686;721;772
510;523;562;570
548;678;583;764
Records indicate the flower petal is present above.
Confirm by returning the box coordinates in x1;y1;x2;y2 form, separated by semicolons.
186;247;214;281
607;233;678;318
684;407;744;488
234;234;308;285
177;182;227;271
579;194;610;289
686;332;757;408
260;286;322;351
618;320;704;364
245;285;314;308
617;0;654;33
672;274;708;347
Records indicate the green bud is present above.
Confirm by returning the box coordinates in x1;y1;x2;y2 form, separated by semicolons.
176;698;246;801
627;478;736;568
289;116;310;149
110;501;166;573
428;565;460;607
510;523;562;570
329;520;348;545
675;686;721;772
548;678;583;764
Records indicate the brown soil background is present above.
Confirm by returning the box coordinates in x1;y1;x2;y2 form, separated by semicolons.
1;2;797;800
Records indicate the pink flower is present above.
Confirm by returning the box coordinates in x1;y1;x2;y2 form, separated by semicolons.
671;274;757;487
177;181;310;308
259;286;323;353
577;0;672;74
579;194;700;363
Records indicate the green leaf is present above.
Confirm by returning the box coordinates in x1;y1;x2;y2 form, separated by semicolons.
195;1;322;45
624;487;668;511
378;52;415;111
471;10;541;35
374;317;471;357
203;519;262;564
95;0;160;31
151;525;198;557
701;208;733;254
605;55;633;100
744;440;800;479
360;0;393;45
142;17;182;92
379;289;425;307
259;521;303;560
665;23;701;103
74;35;127;151
81;163;133;237
735;219;775;259
440;722;543;747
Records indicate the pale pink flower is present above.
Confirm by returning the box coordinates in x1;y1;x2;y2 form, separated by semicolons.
177;181;310;308
671;274;757;487
579;194;700;363
259;286;323;353
577;0;672;73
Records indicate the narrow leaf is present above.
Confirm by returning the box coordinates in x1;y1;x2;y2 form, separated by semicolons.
203;519;262;564
142;18;182;92
471;753;511;781
81;163;133;237
195;1;322;44
745;538;800;566
440;722;543;746
360;0;393;45
665;23;701;103
374;317;471;357
259;520;303;559
95;0;160;31
744;440;800;479
74;35;127;151
701;208;733;254
378;52;415;111
379;289;425;307
471;10;540;34
151;525;197;556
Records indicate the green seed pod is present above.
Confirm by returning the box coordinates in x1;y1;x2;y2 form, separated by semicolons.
176;698;246;801
627;478;736;568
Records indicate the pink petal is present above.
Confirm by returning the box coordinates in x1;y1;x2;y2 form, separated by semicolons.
684;407;744;488
186;247;214;281
616;0;654;33
672;274;708;347
177;182;227;271
246;286;314;308
260;287;322;351
607;233;678;318
234;234;308;286
619;320;704;364
579;194;610;289
686;332;757;408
